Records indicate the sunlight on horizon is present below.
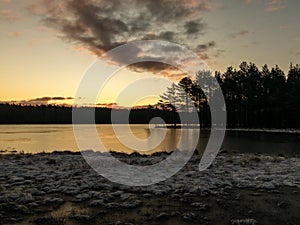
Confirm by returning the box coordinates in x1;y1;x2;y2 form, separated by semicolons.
0;0;300;106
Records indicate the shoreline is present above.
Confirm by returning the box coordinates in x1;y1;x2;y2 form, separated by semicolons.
155;125;300;134
1;147;299;158
1;123;300;133
0;151;299;224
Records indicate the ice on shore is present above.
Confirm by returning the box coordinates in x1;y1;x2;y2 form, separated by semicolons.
0;151;299;221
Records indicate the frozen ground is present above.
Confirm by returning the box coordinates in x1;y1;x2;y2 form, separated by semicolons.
0;151;299;224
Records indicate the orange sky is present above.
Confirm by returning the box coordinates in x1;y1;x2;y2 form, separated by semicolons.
1;0;300;106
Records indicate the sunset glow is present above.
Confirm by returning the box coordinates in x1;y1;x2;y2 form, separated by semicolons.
1;0;300;106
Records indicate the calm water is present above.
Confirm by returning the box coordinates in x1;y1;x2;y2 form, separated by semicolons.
0;125;299;156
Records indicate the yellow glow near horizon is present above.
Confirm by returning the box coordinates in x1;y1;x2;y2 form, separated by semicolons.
133;96;160;107
1;0;299;106
96;66;172;107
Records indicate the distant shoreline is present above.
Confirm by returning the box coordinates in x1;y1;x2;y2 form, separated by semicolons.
1;123;300;134
155;125;300;134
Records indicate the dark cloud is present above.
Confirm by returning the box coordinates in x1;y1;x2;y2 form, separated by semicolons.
129;62;177;74
4;97;74;105
31;0;216;77
197;41;216;51
52;97;74;100
32;97;52;101
184;20;206;35
29;97;73;102
159;31;176;42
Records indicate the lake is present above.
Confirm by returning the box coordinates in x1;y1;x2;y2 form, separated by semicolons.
0;125;299;156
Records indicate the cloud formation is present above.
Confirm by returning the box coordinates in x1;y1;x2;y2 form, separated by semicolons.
29;0;217;77
96;102;118;108
197;41;216;51
4;97;74;105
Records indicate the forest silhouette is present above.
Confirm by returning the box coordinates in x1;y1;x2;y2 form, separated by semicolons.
1;62;299;128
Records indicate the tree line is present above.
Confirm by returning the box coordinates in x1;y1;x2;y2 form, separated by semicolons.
0;104;176;124
159;62;300;128
0;62;299;128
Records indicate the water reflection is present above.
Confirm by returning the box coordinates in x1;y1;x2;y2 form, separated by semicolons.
0;125;299;156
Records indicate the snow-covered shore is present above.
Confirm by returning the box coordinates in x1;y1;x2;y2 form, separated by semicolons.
0;151;299;224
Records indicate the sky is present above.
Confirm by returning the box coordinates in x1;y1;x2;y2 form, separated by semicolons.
0;0;300;106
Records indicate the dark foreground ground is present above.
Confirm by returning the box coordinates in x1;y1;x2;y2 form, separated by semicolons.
0;151;299;225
